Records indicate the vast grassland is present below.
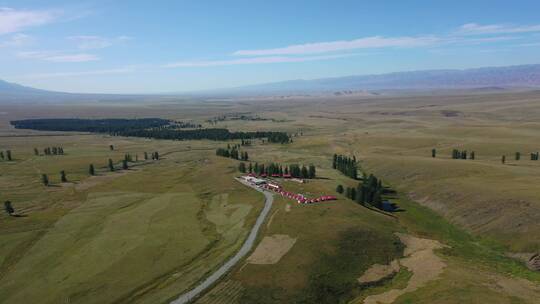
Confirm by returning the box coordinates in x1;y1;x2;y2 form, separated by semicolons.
1;92;540;303
0;114;264;303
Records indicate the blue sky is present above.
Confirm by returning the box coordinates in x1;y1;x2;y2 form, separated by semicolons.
1;0;540;93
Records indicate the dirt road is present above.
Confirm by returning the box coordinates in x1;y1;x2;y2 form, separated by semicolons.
170;179;274;304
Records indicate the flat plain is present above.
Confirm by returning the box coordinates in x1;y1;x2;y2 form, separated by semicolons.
1;91;540;303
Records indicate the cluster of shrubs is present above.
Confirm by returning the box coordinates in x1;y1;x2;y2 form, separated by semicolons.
451;149;475;160
36;146;65;156
0;150;12;161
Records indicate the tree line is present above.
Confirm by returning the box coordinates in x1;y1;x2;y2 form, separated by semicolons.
450;149;475;160
238;162;316;179
5;148;161;217
433;148;540;162
11;118;171;133
40;150;160;187
336;173;385;209
11;118;291;143
333;154;358;179
35;146;65;156
216;145;249;161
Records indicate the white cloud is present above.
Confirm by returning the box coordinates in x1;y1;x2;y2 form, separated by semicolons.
22;67;134;79
17;51;99;62
0;33;33;47
164;54;355;68
233;36;440;56
457;23;540;35
67;35;132;50
0;7;60;35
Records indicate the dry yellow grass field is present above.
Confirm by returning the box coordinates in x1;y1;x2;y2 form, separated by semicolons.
1;91;540;303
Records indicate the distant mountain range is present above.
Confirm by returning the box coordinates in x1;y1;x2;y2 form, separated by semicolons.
0;79;153;103
2;64;540;101
223;64;540;95
0;79;56;96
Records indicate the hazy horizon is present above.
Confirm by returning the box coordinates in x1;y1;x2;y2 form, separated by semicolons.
1;1;540;94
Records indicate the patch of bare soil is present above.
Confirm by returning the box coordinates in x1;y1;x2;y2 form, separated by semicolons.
247;234;296;265
484;274;540;303
358;260;400;284
363;233;447;304
196;280;244;304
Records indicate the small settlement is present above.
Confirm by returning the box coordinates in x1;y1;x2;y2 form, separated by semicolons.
240;174;337;204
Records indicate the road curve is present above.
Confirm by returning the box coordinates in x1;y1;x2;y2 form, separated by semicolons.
170;179;274;304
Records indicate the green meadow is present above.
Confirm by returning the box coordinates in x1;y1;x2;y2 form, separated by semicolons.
1;92;540;303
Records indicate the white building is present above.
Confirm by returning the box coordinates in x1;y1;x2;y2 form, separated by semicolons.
241;176;267;185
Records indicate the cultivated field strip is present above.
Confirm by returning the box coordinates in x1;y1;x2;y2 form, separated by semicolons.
196;280;244;304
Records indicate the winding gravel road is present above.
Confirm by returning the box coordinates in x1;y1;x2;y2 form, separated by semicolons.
170;179;274;304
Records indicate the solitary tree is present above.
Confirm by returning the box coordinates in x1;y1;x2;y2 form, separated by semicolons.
308;165;316;179
516;152;521;161
89;164;95;175
60;170;67;182
4;200;14;216
109;145;114;151
502;155;506;164
301;165;309;179
154;151;159;160
0;151;4;160
336;184;344;194
432;148;436;158
122;159;128;170
6;150;12;161
470;151;475;160
108;158;114;171
238;162;246;173
42;174;49;186
144;152;148;160
373;190;383;209
356;185;365;205
350;187;357;201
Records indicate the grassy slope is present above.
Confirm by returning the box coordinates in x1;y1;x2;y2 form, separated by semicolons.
2;92;540;303
195;93;540;304
0;129;263;304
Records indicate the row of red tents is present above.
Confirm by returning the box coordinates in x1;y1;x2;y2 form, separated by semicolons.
260;182;337;204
